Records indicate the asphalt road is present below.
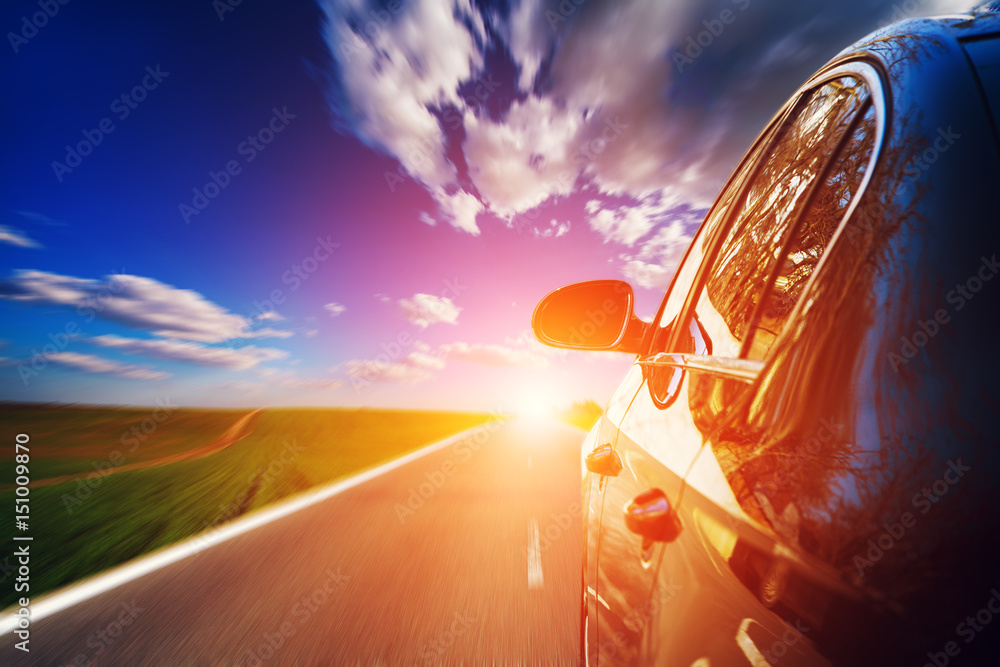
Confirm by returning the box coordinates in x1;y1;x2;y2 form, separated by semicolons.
1;417;585;665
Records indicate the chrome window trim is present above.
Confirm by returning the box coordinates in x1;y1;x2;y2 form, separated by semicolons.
638;353;763;383
641;60;888;388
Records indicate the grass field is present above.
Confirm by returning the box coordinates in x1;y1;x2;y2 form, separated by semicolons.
0;404;499;609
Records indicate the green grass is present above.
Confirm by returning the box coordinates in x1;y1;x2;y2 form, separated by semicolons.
0;405;498;609
0;403;247;481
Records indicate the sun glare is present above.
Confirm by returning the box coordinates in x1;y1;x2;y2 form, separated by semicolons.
513;389;558;421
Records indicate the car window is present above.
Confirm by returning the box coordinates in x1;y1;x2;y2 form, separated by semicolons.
648;148;758;357
690;76;875;360
645;143;764;406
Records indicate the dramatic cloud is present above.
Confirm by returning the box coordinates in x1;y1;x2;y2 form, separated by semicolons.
462;95;583;219
319;0;971;246
0;226;41;248
399;293;461;328
47;351;170;381
0;270;293;343
88;335;289;371
324;302;347;317
319;0;486;232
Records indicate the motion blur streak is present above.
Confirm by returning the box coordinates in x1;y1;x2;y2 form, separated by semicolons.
0;418;583;664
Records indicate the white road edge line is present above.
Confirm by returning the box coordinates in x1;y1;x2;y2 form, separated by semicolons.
527;518;544;590
1;420;504;633
736;618;770;667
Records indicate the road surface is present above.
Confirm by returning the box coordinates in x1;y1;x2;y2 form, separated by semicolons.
1;417;585;665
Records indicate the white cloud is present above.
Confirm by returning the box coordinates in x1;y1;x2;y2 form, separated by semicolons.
621;259;676;291
241;327;294;339
502;0;548;91
439;341;549;368
618;212;703;289
335;335;551;387
88;335;289;371
324;302;346;317
341;358;436;384
587;192;679;246
399;293;461;328
320;0;485;212
225;373;344;392
0;226;41;248
0;270;293;343
406;350;447;370
321;0;934;247
462;95;582;219
47;351;170;381
533;219;571;238
432;189;484;235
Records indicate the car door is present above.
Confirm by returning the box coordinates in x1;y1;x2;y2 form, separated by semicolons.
591;63;883;666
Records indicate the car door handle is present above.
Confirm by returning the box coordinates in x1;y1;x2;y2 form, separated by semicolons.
585;443;622;477
625;488;682;543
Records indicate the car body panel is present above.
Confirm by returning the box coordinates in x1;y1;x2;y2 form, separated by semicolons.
569;9;1000;667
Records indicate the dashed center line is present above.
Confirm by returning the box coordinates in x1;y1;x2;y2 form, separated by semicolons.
527;518;544;589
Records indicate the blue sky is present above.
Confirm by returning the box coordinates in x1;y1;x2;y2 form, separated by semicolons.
0;0;971;410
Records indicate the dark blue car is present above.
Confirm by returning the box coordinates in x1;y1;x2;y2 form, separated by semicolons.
533;5;1000;665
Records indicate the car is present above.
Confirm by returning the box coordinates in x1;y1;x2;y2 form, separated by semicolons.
532;6;1000;666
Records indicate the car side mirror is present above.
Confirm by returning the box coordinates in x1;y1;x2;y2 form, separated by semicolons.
531;280;646;353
